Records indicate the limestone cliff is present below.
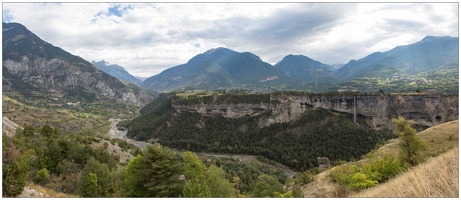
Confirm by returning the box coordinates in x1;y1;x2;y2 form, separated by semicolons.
172;94;458;130
3;56;153;105
2;22;154;105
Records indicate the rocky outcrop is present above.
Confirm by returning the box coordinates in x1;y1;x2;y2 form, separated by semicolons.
171;94;458;130
317;157;330;172
2;117;19;137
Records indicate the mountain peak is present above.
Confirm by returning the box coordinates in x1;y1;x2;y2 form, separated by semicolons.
419;35;454;43
3;22;153;104
204;47;234;55
91;60;142;84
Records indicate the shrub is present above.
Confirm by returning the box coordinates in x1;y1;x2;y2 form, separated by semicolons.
332;164;381;191
294;170;315;185
364;154;402;181
34;168;50;185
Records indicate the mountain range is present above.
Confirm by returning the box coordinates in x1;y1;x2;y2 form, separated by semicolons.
2;22;458;95
141;36;458;93
335;36;458;81
92;60;143;85
141;47;298;92
2;22;154;105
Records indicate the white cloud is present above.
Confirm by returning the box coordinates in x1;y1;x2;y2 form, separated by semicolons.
2;2;458;77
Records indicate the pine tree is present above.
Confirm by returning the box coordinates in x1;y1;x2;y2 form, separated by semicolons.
123;145;184;197
2;136;30;197
392;116;428;166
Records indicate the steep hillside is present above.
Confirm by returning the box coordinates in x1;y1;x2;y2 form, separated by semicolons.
92;60;142;85
350;147;458;198
124;93;395;172
334;36;458;81
141;47;298;92
274;54;338;92
333;36;459;93
274;54;336;82
301;119;458;198
2;22;154;105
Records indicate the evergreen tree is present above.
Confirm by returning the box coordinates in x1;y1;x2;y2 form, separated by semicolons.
182;151;211;197
250;174;285;197
392;116;428;166
205;165;235;197
77;157;113;197
40;124;54;138
123;145;184;197
2;136;31;197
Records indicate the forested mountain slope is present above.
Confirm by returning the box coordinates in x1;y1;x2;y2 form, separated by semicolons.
124;93;395;172
141;47;298;92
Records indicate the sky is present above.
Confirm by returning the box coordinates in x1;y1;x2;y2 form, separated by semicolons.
2;2;458;77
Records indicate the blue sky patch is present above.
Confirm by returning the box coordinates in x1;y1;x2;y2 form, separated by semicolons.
3;9;13;23
108;5;123;17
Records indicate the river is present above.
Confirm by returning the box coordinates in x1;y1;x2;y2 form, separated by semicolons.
107;119;298;177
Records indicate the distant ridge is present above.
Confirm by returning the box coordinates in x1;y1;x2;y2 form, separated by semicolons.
92;60;143;85
141;47;298;92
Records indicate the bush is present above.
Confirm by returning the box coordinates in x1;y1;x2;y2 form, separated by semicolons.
332;164;380;191
364;154;402;181
294;170;315;185
332;155;402;191
34;168;50;185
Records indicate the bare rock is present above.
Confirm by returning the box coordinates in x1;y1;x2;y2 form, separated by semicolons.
317;157;330;171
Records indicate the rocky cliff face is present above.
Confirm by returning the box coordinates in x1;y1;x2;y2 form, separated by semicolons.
172;94;458;130
270;94;458;130
2;22;154;105
172;103;270;118
3;56;153;105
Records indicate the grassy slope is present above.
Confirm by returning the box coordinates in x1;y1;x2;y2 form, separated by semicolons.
350;147;458;198
301;119;459;197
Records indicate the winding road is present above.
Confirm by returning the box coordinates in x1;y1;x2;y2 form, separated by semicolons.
107;119;298;177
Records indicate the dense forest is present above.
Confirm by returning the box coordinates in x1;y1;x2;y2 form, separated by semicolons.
126;94;396;172
3;123;310;197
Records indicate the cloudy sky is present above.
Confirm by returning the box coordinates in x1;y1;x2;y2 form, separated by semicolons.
2;2;458;77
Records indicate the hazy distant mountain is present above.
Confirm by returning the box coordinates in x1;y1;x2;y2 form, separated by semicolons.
92;60;142;85
274;54;337;83
273;54;339;91
334;36;459;82
2;22;154;104
330;63;345;70
333;36;458;93
141;47;298;92
135;76;149;81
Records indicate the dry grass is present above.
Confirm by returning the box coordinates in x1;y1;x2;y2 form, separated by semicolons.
301;167;349;198
350;147;459;198
417;119;459;156
20;182;79;198
357;120;458;167
301;119;459;198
